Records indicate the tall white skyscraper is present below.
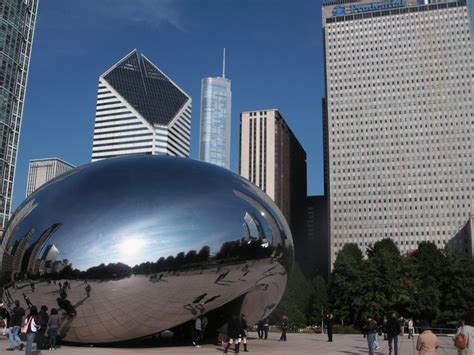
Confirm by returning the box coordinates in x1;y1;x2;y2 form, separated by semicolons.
239;109;307;227
0;0;39;229
322;0;474;265
199;49;232;169
26;158;75;197
91;50;192;161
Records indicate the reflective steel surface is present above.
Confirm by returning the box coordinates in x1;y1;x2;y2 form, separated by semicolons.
0;156;293;344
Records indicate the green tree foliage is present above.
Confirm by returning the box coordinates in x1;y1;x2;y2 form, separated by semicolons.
307;275;329;325
328;240;474;326
272;263;325;330
329;243;365;324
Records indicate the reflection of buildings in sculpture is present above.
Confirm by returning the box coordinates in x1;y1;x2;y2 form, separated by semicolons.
26;158;75;197
25;224;61;273
242;212;267;246
36;244;61;274
234;189;289;250
8;228;35;276
91;50;192;161
0;200;38;272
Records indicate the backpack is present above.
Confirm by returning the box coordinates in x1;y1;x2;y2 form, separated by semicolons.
454;327;467;350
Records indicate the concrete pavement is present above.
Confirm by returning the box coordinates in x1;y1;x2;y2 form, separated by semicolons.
0;331;458;354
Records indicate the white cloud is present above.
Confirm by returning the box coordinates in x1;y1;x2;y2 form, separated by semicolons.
101;0;186;31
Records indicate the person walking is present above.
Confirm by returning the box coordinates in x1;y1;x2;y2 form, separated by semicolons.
7;300;25;351
416;322;439;355
326;313;334;342
192;316;202;347
257;319;264;339
24;306;40;355
408;318;415;339
85;284;91;297
35;305;49;351
280;315;288;341
239;314;249;352
386;313;401;355
48;308;60;351
364;315;378;355
224;314;241;354
455;312;474;355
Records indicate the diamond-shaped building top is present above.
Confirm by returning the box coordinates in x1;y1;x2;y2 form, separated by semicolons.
91;50;192;161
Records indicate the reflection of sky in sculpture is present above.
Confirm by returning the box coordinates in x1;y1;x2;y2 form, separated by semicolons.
3;156;287;271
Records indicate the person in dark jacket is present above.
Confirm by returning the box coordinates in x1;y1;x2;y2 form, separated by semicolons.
35;305;49;350
326;313;334;342
257;319;264;339
385;313;401;355
364;315;378;355
224;315;242;353
7;300;25;350
239;314;249;352
280;315;288;341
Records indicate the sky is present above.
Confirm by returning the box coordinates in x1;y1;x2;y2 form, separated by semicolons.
13;0;325;210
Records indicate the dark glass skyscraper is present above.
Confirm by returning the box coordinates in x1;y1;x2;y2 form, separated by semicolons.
0;0;39;229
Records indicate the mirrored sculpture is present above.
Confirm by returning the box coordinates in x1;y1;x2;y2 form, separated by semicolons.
0;156;293;344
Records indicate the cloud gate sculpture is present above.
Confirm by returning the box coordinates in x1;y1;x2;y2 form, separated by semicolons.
0;156;293;344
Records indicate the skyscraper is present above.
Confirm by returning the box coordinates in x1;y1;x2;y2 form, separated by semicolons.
322;0;474;266
26;158;75;197
199;50;232;169
239;109;307;228
0;0;39;229
91;50;192;161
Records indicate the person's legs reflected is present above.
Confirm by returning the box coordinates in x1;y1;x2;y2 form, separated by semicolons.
388;336;393;354
393;335;398;355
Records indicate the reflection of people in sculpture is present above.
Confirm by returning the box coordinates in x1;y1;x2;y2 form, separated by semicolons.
22;293;33;308
0;302;9;336
85;284;91;297
30;282;35;292
239;314;249;352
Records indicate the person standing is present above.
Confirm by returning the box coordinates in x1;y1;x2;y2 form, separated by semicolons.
192;316;202;348
24;306;40;355
326;313;334;342
239;314;249;352
224;314;241;354
7;300;25;351
455;312;474;355
386;313;401;355
85;284;91;297
48;308;60;351
0;302;9;336
280;315;288;341
35;305;49;351
364;315;378;355
263;318;269;340
257;319;264;339
416;323;439;355
408;318;415;339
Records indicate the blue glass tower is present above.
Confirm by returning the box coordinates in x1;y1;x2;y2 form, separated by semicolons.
199;50;232;169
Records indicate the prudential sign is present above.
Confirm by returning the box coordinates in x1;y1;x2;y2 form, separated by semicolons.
333;0;405;16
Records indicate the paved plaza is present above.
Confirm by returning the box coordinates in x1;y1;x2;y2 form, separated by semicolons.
0;331;459;354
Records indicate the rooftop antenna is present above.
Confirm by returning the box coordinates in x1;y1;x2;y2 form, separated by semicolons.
222;48;226;78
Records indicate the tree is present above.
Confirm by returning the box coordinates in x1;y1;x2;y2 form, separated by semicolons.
360;239;411;320
307;275;328;325
329;243;365;324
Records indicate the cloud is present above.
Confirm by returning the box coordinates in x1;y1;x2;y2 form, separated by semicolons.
100;0;186;31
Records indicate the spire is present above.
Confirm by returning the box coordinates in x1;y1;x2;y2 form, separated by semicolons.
222;48;226;78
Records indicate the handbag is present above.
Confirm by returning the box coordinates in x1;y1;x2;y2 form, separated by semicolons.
454;326;467;350
21;316;32;334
